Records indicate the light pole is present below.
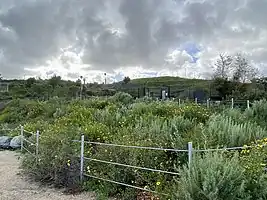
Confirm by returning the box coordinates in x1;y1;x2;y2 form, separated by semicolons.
80;76;83;100
104;73;107;84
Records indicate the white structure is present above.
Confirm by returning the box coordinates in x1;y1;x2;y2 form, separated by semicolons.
0;82;9;92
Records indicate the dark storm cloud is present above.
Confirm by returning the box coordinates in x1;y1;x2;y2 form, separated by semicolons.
0;0;267;78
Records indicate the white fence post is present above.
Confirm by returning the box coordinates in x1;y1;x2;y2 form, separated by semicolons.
207;99;210;108
231;98;234;109
195;98;198;104
247;100;250;109
188;142;193;167
20;125;24;151
80;134;85;182
36;130;39;157
178;99;181;106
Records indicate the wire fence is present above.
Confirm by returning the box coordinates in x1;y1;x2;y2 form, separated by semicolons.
72;135;255;197
20;126;39;158
192;98;251;109
1;126;39;156
2;127;259;197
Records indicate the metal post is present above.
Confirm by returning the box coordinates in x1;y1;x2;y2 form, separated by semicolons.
80;134;85;182
195;98;198;104
178;99;181;106
188;142;193;167
247;100;250;109
36;130;39;157
20;126;24;151
231;98;234;109
207;99;209;108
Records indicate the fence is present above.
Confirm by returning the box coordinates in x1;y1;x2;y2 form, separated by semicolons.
2;127;258;197
191;98;251;109
2;126;40;157
71;135;254;197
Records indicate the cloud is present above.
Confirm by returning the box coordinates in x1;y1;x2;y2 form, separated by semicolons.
0;0;267;81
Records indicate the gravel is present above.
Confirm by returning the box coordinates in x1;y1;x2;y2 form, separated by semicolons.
0;150;97;200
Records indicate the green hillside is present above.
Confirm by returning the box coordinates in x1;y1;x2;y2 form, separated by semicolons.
116;76;212;98
0;75;266;101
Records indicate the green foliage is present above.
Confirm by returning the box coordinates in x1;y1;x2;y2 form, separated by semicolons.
212;77;234;98
111;92;133;105
201;114;266;147
239;138;267;199
173;152;247;200
244;99;267;128
2;97;267;199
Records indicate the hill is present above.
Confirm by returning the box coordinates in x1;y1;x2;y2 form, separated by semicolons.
114;76;213;98
1;75;266;101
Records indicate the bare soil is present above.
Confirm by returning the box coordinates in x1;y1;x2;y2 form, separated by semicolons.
0;150;96;200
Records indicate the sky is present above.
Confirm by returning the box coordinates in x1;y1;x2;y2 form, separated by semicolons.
0;0;267;83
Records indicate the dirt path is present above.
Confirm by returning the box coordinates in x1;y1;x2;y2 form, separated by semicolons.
0;150;96;200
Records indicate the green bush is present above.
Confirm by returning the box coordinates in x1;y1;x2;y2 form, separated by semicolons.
201;114;267;147
2;97;267;199
111;92;133;105
173;152;247;200
244;99;267;128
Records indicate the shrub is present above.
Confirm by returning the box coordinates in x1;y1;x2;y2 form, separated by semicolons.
201;114;267;147
244;99;267;128
240;138;267;199
111;92;133;105
21;125;82;190
7;98;267;199
173;152;247;200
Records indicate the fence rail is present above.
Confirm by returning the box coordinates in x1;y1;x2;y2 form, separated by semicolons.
2;126;259;198
20;126;39;157
75;135;254;197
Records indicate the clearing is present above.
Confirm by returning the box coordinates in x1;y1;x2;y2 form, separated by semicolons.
0;150;96;200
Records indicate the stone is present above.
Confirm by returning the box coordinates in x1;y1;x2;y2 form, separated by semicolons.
0;136;12;149
10;136;22;149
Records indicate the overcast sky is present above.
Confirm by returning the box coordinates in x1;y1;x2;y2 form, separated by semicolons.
0;0;267;82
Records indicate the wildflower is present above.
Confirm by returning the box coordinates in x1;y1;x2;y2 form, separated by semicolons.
144;186;149;190
156;181;161;186
67;159;71;167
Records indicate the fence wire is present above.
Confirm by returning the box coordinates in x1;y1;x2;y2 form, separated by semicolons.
72;140;188;152
84;157;180;175
23;137;36;146
23;130;36;135
21;146;36;157
83;173;168;196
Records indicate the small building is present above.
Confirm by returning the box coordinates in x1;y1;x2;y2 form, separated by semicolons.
0;82;9;92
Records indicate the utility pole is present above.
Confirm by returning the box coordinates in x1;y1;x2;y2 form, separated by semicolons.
104;73;107;84
80;76;83;100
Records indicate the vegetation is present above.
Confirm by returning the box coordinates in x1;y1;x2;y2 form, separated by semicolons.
1;53;267;199
2;94;267;199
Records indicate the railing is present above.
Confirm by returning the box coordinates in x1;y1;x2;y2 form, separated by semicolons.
72;135;254;197
20;126;39;158
2;126;259;197
72;135;188;196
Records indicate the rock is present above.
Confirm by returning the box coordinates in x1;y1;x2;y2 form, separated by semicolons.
10;136;22;149
0;136;12;149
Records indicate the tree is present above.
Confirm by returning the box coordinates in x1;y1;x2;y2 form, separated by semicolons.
213;53;233;79
212;77;234;99
254;77;267;91
26;77;36;88
123;76;131;84
48;75;62;92
232;53;257;83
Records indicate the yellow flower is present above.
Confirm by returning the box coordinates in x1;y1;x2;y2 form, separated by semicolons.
67;159;71;167
156;181;161;186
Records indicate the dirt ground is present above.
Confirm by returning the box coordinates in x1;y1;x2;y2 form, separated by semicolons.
0;150;96;200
